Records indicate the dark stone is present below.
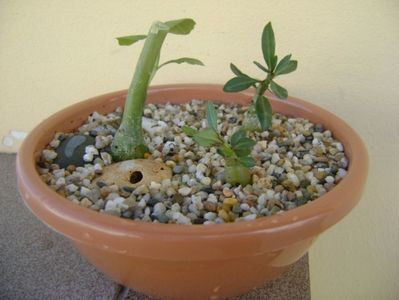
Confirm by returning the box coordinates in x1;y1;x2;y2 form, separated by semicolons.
57;134;66;142
299;180;311;188
55;134;95;168
193;218;205;224
200;186;214;194
89;130;98;137
228;116;237;124
147;198;159;207
172;194;184;205
314;124;325;133
122;186;135;193
156;214;169;223
96;181;107;188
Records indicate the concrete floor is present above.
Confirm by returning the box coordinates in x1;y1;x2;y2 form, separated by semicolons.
0;153;310;300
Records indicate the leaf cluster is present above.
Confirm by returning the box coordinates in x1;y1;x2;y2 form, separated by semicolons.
116;19;204;74
223;22;297;131
182;102;256;168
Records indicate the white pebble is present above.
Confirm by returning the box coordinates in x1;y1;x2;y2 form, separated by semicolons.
334;142;344;152
325;175;335;184
287;173;300;186
171;203;181;212
204;212;217;221
55;177;65;187
240;203;250;211
100;152;112;165
243;214;257;221
65;184;78;193
104;200;117;211
42;149;57;162
178;187;192;196
85;145;99;155
83;153;94;162
200;177;212;186
152;202;166;216
271;153;280;164
337;168;347;178
196;163;207;173
149;181;162;190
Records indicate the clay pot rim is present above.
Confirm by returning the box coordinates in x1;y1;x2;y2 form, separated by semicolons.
17;84;368;239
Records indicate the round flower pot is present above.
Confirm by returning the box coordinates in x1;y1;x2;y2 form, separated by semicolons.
16;84;368;300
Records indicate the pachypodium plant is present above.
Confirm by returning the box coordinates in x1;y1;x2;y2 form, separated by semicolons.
111;19;204;161
183;103;256;186
223;22;297;131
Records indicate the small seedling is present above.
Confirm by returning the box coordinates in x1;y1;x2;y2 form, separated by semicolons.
183;102;256;186
111;19;204;161
223;22;297;131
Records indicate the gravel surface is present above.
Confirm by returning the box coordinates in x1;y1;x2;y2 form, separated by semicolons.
38;100;348;224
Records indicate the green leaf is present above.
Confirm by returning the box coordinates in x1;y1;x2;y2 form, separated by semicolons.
230;63;247;77
233;137;256;157
218;144;235;158
223;76;258;92
164;18;196;35
116;35;147;46
206;102;218;131
182;126;198;136
255;95;272;130
253;61;269;73
274;54;297;75
270;81;288;99
262;22;276;71
192;128;221;147
158;57;204;69
238;156;256;168
230;128;247;147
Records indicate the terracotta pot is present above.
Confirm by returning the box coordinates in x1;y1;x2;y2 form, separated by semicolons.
16;84;368;300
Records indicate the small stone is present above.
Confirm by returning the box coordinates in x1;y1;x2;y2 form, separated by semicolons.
203;201;217;212
100;152;112;165
42;149;57;162
228;116;237;123
218;209;230;222
65;184;78;194
200;177;212;186
178;187;192;196
152;202;166;216
149;181;162;190
232;203;242;214
204;212;217;221
325;175;335;184
315;171;327;181
314;124;324;132
223;198;238;206
80;198;93;208
173;165;184;174
196;163;207;173
156;214;170;223
299;179;311;188
243;214;257;221
222;188;233;197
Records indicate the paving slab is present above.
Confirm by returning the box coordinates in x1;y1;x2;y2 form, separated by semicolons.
0;153;310;300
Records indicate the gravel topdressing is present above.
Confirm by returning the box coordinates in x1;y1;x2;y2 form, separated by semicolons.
38;100;348;225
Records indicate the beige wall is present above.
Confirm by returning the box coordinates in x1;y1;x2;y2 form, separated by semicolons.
1;1;398;299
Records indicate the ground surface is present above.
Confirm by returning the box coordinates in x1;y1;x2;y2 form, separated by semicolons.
0;153;310;300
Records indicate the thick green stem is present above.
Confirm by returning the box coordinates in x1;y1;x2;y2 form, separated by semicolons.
225;158;251;186
111;22;169;161
243;75;273;131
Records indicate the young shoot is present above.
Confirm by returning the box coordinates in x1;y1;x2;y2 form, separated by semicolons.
183;102;256;186
111;18;204;161
223;22;297;131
